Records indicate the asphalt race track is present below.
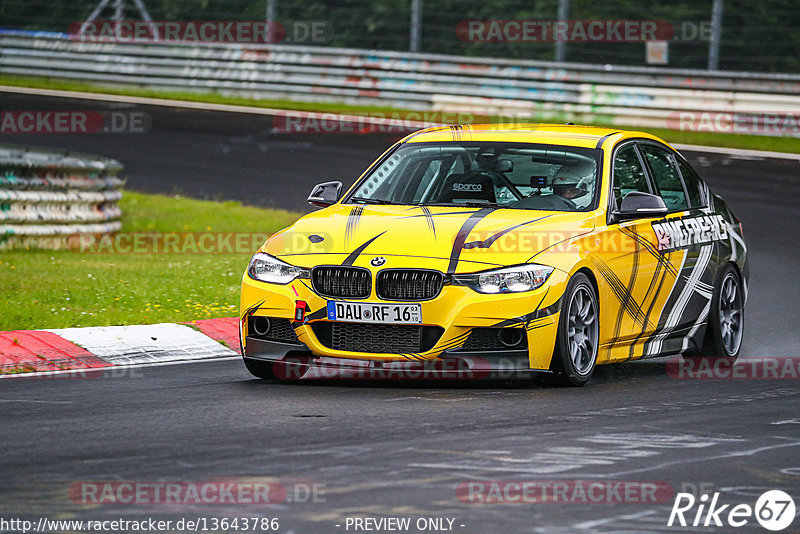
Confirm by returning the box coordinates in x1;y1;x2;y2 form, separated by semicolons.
2;91;800;533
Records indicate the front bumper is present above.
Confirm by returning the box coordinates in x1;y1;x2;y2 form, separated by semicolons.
243;337;542;379
240;267;568;372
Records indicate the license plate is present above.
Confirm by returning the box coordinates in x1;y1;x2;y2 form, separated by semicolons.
326;301;421;324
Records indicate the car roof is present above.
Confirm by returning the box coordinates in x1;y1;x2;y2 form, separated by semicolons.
401;124;673;150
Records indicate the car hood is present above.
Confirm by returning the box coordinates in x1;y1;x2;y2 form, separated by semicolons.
264;204;595;274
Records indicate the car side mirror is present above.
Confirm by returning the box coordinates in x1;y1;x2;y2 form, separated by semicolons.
307;181;342;208
614;191;668;220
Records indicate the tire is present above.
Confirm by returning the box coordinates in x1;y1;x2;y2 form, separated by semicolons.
243;357;276;380
548;272;600;386
697;264;744;360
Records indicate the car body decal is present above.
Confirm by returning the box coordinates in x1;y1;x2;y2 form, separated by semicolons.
446;207;495;274
341;232;386;266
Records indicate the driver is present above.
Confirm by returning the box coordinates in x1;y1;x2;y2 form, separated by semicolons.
551;167;589;201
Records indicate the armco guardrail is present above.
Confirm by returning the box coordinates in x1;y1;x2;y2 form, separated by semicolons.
2;30;800;135
0;143;123;250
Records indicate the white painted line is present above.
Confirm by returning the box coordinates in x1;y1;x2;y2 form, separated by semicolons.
46;323;235;366
0;85;433;128
0;355;241;380
5;84;799;160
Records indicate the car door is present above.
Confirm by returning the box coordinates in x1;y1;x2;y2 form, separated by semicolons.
638;142;718;356
595;141;665;362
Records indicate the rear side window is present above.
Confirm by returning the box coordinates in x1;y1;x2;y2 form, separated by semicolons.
676;158;707;208
640;144;689;211
612;144;650;208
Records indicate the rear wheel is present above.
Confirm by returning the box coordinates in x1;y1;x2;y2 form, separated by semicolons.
696;264;744;360
549;273;599;386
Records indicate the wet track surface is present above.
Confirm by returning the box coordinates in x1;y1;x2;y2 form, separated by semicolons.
2;92;800;532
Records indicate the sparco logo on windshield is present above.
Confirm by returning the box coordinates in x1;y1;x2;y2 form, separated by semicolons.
453;183;483;192
651;214;728;252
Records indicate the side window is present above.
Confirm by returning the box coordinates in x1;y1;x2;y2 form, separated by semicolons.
612;144;650;208
640;145;689;211
676;158;707;208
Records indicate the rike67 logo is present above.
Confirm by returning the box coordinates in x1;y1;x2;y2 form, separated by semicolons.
668;490;796;531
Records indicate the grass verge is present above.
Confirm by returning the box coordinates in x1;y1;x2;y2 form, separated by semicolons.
0;191;299;330
3;74;800;154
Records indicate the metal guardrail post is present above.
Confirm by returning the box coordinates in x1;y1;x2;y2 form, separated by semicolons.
410;0;422;53
555;0;570;62
708;0;724;71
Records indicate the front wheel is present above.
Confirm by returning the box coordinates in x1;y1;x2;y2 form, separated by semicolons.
549;273;599;386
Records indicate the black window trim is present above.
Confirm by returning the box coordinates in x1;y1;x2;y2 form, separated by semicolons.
607;139;654;225
672;153;710;210
636;140;692;214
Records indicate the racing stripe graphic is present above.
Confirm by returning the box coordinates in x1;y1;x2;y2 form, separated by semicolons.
446;208;494;274
420;206;436;238
626;251;672;360
434;331;472;352
681;298;712;352
591;257;652;331
342;232;386;266
239;299;266;354
345;205;364;245
611;230;641;347
645;244;712;357
676;266;714;353
618;225;678;278
527;227;595;263
614;225;683;359
463;216;552;249
304;308;328;322
401;209;483;219
491;288;559;329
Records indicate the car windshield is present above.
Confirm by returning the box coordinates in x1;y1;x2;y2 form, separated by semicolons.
346;142;601;211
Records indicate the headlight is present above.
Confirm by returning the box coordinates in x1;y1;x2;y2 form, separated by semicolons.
247;253;310;284
452;264;554;294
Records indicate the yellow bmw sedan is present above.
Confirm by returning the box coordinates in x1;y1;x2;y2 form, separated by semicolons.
240;124;748;386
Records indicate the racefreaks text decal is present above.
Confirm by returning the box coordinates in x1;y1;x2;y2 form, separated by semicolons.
652;214;728;252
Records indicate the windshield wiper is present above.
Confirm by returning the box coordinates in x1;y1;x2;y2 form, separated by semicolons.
420;201;501;208
349;196;401;205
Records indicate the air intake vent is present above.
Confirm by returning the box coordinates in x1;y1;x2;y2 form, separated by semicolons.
247;316;301;344
312;323;444;354
461;327;528;351
312;266;371;299
376;269;444;301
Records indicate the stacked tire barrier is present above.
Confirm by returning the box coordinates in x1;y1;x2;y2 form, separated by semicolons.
0;144;123;250
2;30;800;136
